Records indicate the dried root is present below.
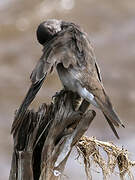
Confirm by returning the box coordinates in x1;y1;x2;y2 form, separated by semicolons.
77;136;135;180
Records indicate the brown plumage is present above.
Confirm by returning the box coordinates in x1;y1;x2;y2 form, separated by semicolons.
11;19;124;138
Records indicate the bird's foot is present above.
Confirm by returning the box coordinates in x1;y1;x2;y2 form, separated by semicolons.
52;89;67;100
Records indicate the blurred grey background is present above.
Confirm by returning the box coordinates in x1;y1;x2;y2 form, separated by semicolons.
0;0;135;179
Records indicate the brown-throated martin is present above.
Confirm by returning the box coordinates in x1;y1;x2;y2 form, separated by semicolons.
11;19;124;138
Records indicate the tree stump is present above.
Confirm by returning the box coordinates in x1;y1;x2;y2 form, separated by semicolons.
9;90;96;180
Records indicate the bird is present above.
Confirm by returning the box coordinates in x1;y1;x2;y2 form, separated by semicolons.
11;19;124;138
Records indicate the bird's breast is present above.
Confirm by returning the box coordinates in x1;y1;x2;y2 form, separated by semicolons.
56;63;79;92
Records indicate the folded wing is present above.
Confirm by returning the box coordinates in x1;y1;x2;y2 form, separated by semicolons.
11;31;78;135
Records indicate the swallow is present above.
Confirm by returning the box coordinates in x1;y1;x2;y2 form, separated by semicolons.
11;19;124;138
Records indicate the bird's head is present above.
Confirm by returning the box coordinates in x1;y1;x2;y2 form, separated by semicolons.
36;19;62;45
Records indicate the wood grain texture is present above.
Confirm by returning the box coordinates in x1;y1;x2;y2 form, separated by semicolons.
10;90;95;180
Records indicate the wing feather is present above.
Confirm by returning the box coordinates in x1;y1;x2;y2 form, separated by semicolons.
30;31;81;85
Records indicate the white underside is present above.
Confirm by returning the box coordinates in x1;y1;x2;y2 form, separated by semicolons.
57;64;99;108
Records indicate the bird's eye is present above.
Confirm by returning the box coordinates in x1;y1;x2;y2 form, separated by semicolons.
47;27;54;34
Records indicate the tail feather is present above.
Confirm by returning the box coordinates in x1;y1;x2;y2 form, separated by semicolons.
95;96;125;139
94;96;124;128
11;77;45;135
76;83;124;138
103;112;120;139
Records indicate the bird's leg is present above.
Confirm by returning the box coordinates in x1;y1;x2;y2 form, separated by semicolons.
78;99;90;113
52;89;90;113
52;89;66;100
71;93;82;111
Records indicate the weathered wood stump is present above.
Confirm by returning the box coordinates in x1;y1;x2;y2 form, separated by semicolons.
9;90;95;180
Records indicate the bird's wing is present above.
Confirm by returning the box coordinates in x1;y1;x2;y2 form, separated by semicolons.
30;26;88;85
30;39;77;84
11;31;79;135
95;61;102;82
77;35;122;138
94;61;121;138
84;65;124;138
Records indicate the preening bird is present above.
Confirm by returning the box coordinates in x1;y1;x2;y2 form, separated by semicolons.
11;19;124;138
